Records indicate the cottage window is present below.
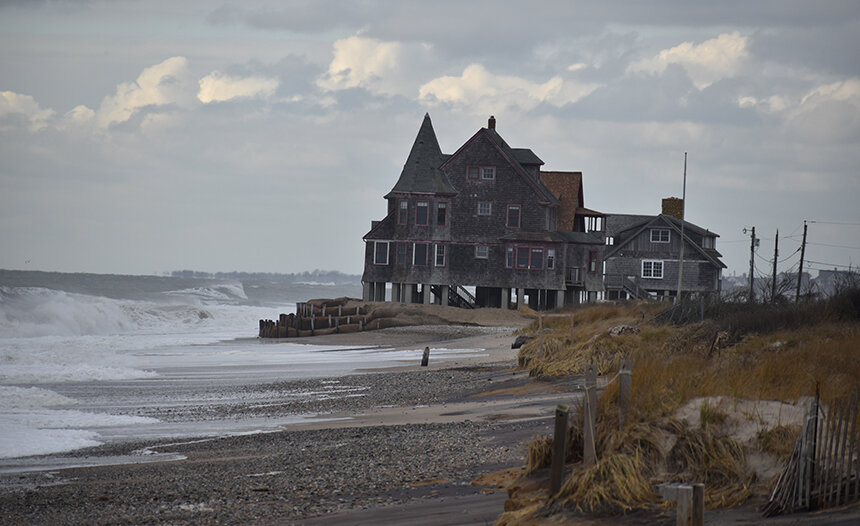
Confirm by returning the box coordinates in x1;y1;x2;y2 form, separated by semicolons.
651;229;670;243
588;250;599;273
435;244;446;267
398;200;408;225
477;202;492;216
702;236;714;249
605;236;615;246
374;241;389;265
531;248;544;269
416;201;429;225
467;166;480;180
396;242;408;264
507;205;521;228
414;243;428;265
547;249;555;270
475;246;489;259
506;247;514;268
437;203;447;226
642;260;664;279
482;167;495;180
516;247;530;269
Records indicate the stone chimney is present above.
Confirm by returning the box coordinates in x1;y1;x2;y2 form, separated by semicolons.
488;115;496;130
662;197;684;220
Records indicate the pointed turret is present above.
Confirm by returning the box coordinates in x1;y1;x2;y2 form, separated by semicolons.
386;113;456;196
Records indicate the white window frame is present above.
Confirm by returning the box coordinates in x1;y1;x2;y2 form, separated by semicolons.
374;241;389;265
546;248;555;269
651;229;670;243
475;245;489;259
477;202;492;216
481;166;495;180
435;244;446;267
641;259;664;279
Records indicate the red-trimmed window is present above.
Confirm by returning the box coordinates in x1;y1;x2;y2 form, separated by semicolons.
398;200;408;225
477;202;492;216
413;243;429;265
436;203;447;226
516;247;530;269
475;246;489;259
467;166;480;179
588;250;599;273
396;242;408;264
530;248;544;269
416;201;429;225
506;205;521;228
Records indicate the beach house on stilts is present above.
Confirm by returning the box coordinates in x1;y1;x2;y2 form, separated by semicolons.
361;114;605;309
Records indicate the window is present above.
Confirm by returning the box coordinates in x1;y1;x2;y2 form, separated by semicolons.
398;200;408;225
530;248;544;269
374;241;389;265
481;167;495;180
477;202;492;216
475;246;489;259
467;166;480;180
435;244;446;266
651;229;670;243
416;201;429;225
702;236;714;249
396;242;408;264
585;217;603;233
506;205;521;228
436;203;447;226
413;243;428;265
516;247;530;269
642;260;664;279
547;249;555;270
605;236;615;246
588;250;599;273
506;247;514;268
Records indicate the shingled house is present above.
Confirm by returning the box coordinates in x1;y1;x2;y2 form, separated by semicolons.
602;198;726;300
361;114;605;309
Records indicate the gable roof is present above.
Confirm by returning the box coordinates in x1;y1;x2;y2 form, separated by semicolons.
604;214;725;268
539;171;584;231
385;113;456;197
442;126;559;206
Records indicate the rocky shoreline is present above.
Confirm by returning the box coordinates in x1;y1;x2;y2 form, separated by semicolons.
0;361;561;525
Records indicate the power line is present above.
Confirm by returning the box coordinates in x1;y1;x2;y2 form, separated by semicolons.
808;221;860;226
806;242;860;250
805;260;857;270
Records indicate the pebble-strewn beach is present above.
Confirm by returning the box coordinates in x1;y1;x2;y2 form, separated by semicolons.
0;324;574;525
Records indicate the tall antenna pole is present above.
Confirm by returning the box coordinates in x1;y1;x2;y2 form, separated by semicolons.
795;221;808;302
771;229;779;303
675;152;687;304
748;226;756;303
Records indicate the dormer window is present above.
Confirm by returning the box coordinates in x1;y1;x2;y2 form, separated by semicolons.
703;236;715;249
651;229;670;243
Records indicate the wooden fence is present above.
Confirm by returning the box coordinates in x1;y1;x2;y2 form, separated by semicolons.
764;390;860;516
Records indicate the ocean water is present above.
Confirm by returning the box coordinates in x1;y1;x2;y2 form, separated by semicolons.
0;270;482;462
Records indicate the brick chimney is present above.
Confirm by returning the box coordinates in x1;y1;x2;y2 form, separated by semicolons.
488;115;496;130
662;197;684;220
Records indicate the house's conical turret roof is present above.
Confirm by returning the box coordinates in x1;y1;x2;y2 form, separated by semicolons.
386;113;456;196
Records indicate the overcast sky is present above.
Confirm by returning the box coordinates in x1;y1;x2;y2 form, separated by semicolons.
1;1;858;278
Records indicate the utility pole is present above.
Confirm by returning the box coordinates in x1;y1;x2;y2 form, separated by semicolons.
675;152;687;304
771;229;779;303
748;226;756;303
795;221;808;302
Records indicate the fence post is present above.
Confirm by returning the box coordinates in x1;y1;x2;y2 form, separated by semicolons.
677;485;693;526
585;364;597;432
692;483;704;526
583;387;596;468
619;359;632;429
550;404;569;495
538;311;544;357
569;313;574;342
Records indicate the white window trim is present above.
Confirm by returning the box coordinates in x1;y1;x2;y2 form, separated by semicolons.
547;248;555;270
481;166;496;180
650;229;670;243
641;259;664;279
475;245;489;259
477;202;492;216
374;241;389;265
435;244;446;267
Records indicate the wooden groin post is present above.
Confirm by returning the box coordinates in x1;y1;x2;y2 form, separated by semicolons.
619;359;632;429
550;404;569;495
421;347;430;367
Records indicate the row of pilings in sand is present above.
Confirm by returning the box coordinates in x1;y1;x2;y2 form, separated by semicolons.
258;299;373;338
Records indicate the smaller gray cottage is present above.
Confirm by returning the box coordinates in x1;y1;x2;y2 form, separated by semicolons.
603;199;725;300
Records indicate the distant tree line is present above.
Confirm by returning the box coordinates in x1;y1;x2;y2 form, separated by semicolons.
169;269;360;283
